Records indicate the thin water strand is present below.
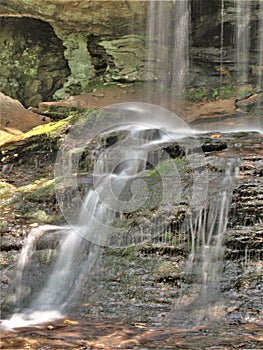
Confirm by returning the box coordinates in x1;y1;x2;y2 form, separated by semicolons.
236;0;251;85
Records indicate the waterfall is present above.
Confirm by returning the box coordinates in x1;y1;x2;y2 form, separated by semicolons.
220;0;225;85
187;162;238;303
167;161;239;326
2;103;208;328
12;225;66;310
236;0;251;85
146;0;190;107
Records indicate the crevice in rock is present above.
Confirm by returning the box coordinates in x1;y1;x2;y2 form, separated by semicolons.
87;34;111;81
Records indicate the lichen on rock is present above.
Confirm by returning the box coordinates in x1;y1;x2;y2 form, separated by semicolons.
100;35;147;82
53;30;96;100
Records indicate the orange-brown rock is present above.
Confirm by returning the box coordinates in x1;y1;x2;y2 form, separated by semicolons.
0;92;46;133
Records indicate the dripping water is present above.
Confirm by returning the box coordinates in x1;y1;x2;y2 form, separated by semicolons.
167;160;240;327
220;0;225;85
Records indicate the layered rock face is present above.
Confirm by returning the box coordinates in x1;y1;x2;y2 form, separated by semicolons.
0;1;147;106
190;0;262;90
0;0;262;107
0;0;147;34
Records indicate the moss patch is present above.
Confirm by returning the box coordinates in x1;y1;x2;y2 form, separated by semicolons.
0;181;19;208
19;178;56;202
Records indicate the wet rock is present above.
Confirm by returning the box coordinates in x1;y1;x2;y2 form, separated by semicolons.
200;139;228;153
230;178;263;227
225;226;263;260
0;236;23;251
35;230;69;250
191;1;262;90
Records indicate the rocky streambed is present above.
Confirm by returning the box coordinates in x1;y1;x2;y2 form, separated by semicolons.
0;103;262;348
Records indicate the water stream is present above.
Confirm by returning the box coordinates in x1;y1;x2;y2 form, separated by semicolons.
167;161;240;327
2;115;208;328
1;0;262;332
146;0;190;105
236;0;251;85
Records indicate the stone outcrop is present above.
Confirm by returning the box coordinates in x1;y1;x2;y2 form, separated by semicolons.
0;1;147;105
0;92;46;133
190;0;262;89
0;0;262;107
100;35;147;82
0;0;147;34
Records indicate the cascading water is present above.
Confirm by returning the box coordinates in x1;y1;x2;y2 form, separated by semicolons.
2;0;262;333
176;160;239;326
165;160;240;326
236;0;251;85
146;0;190;106
1;104;208;328
258;1;263;90
220;0;225;85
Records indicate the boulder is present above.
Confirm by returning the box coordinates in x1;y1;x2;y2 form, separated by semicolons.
0;92;46;133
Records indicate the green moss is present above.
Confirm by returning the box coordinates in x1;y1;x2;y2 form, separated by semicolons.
187;84;235;101
53;31;95;99
186;87;208;102
219;84;235;99
231;131;249;138
19;178;56;202
0;181;20;208
147;158;185;179
0;181;17;198
24;115;75;139
0;36;40;103
208;84;235;100
42;105;89;121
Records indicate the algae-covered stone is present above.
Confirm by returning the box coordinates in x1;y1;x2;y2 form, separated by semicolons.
0;181;20;208
54;30;96;99
19;178;56;202
100;35;147;82
0;111;92;165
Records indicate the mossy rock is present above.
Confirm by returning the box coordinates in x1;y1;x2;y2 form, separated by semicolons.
0;109;94;166
40;105;89;121
0;181;20;208
19;178;56;202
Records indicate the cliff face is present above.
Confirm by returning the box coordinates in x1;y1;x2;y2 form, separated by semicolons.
0;0;262;109
0;0;147;106
191;0;262;87
0;0;147;34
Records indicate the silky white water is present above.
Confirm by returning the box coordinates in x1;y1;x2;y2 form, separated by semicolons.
3;0;262;329
167;160;239;326
146;0;190;105
2;111;207;328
